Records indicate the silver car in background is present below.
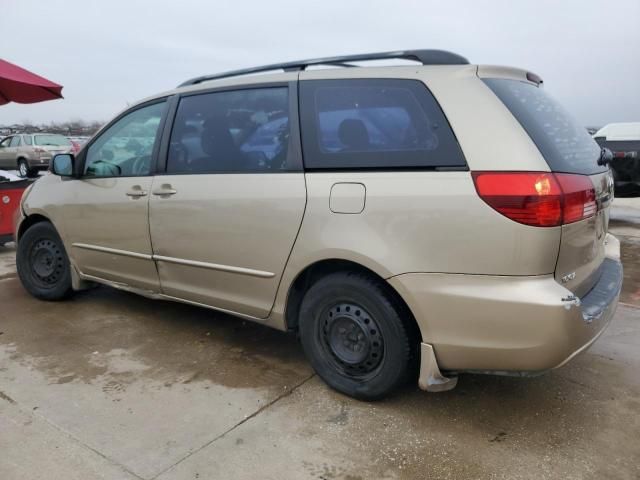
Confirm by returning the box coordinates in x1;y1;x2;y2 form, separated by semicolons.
0;133;72;177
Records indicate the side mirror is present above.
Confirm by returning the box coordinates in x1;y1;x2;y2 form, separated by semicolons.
51;153;75;177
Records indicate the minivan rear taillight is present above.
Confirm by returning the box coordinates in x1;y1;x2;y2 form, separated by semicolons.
472;172;597;227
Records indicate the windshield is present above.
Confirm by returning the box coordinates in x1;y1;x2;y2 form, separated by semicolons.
484;78;605;175
34;134;71;147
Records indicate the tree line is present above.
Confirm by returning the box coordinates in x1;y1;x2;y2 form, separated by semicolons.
0;119;104;137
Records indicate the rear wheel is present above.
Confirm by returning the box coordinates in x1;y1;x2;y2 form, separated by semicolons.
299;271;415;400
17;222;73;300
17;159;33;178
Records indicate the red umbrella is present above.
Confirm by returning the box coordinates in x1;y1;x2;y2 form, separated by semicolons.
0;58;63;106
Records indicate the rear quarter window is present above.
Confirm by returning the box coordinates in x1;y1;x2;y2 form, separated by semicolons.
484;78;605;175
300;79;466;170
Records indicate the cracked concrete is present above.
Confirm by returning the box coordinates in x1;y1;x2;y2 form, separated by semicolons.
0;199;638;479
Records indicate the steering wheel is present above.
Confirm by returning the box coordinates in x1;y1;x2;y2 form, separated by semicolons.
88;159;122;176
132;155;151;175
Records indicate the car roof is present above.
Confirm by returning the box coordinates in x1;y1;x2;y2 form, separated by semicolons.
128;58;537;119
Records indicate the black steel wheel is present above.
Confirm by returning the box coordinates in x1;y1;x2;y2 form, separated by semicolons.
17;222;73;300
320;302;385;380
299;271;415;400
29;238;65;288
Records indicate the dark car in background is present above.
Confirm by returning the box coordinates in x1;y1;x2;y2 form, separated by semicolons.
594;123;640;197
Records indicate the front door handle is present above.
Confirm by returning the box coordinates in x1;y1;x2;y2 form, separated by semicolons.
126;186;148;198
152;184;177;196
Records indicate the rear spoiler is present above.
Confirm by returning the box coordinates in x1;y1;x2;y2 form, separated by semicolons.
476;65;543;86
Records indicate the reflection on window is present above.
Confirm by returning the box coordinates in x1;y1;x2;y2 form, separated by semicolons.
484;79;602;175
84;102;165;177
167;87;290;173
316;86;438;153
300;79;466;170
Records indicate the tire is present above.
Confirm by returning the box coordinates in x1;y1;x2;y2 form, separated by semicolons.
17;159;32;178
299;271;415;400
16;222;73;301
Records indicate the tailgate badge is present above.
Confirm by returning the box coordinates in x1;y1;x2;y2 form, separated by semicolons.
561;272;576;284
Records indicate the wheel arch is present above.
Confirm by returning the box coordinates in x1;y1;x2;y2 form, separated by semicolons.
17;213;52;241
283;258;422;343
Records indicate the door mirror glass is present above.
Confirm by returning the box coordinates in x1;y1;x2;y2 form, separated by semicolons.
52;153;74;177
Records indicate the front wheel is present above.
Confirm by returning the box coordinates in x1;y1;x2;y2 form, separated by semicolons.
17;222;73;300
299;271;415;400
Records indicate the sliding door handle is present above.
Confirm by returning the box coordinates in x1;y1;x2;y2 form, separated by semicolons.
126;186;148;198
152;184;177;196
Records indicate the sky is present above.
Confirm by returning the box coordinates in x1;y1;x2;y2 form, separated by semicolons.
1;0;638;127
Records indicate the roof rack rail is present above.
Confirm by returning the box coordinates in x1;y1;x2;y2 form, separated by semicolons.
178;49;469;87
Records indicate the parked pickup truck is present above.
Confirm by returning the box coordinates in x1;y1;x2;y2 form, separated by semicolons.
594;123;640;197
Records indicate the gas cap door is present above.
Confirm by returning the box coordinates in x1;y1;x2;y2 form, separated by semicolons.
330;182;366;214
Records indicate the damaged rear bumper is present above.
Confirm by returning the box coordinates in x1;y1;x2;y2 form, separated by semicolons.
552;254;622;369
389;234;623;391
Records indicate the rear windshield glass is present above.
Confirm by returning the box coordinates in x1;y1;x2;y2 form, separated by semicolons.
34;134;71;146
484;79;605;175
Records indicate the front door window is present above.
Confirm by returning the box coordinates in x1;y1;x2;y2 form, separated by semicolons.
84;101;166;177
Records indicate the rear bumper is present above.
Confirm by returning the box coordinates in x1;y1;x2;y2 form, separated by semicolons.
27;158;50;170
389;234;623;373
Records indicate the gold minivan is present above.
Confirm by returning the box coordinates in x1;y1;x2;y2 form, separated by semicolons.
15;50;623;399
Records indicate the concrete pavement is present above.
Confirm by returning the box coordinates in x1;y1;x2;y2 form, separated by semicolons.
0;199;638;480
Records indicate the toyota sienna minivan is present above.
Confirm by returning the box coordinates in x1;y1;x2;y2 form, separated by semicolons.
15;50;623;399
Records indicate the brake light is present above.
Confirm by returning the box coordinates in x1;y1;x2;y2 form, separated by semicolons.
614;151;638;159
472;172;597;227
555;174;596;224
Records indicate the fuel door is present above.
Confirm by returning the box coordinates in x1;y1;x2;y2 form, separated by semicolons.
329;182;366;214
